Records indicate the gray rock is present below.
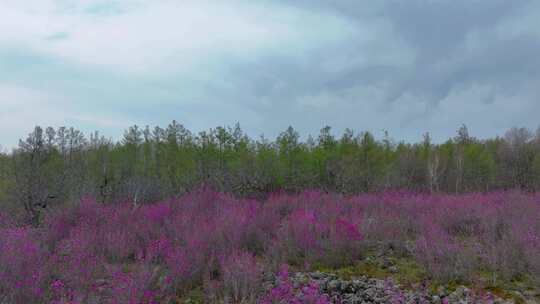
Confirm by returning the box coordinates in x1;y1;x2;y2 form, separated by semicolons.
311;271;325;280
388;265;399;273
327;279;341;292
282;270;514;304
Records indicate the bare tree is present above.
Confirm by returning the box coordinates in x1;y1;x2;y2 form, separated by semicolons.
13;127;55;225
503;127;535;189
428;152;440;193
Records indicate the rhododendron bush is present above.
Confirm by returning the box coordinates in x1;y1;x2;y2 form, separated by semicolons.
0;189;539;303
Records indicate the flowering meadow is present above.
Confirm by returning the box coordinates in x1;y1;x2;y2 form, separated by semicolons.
0;189;539;303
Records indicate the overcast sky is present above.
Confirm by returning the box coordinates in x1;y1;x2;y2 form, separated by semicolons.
1;0;539;148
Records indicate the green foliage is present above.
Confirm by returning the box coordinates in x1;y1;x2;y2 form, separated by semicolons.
1;123;540;214
533;154;540;188
0;153;11;203
314;254;427;287
180;288;204;304
463;143;496;191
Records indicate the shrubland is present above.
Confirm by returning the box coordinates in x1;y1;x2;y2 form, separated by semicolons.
1;123;540;227
0;189;538;303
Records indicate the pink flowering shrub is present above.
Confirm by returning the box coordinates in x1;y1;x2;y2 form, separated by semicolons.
207;250;263;303
267;191;363;268
107;265;159;304
506;206;540;282
0;211;13;228
354;191;540;284
414;219;476;282
0;189;538;301
276;208;363;268
48;226;109;300
0;228;46;303
354;191;423;254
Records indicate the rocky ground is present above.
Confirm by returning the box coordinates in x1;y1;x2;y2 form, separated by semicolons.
285;271;524;304
276;249;540;304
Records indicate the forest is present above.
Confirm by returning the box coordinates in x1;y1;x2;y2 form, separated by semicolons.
1;123;540;303
0;122;539;224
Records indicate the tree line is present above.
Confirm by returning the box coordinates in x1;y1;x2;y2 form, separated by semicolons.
1;122;540;224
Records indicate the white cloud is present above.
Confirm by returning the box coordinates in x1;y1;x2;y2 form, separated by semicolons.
0;0;355;75
0;84;131;148
0;85;62;126
1;0;539;146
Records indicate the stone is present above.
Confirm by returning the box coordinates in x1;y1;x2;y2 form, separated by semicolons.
388;265;399;273
327;279;341;292
283;270;513;304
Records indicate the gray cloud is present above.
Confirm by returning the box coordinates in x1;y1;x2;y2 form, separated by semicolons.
1;0;539;146
213;0;540;141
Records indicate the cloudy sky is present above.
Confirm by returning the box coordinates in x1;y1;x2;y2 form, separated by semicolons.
1;0;539;148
